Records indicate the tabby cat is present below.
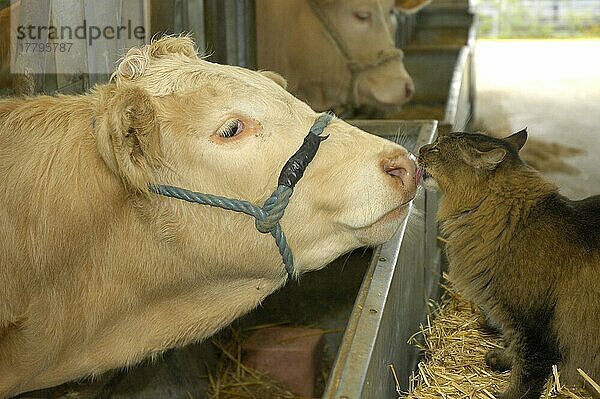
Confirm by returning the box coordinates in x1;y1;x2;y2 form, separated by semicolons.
417;129;600;399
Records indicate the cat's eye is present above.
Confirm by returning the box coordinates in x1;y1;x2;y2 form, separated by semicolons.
429;146;440;153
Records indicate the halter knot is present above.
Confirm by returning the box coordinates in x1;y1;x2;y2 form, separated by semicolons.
255;185;293;233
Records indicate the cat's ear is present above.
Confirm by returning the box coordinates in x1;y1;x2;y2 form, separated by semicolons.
480;148;507;167
505;128;528;151
463;147;507;169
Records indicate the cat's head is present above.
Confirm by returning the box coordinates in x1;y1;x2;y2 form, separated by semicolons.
417;129;528;193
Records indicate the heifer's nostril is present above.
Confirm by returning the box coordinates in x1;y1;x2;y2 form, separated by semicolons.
383;155;417;186
385;166;408;179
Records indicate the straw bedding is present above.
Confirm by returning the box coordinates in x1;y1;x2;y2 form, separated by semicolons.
405;285;597;399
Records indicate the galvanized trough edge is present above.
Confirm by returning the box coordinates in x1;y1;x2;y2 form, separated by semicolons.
323;121;438;399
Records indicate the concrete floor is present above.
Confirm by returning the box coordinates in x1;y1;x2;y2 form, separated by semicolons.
474;39;600;199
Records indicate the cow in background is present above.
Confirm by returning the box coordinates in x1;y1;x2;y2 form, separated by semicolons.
256;0;431;117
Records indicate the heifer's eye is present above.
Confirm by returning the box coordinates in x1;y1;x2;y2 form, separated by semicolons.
354;11;371;21
217;119;244;138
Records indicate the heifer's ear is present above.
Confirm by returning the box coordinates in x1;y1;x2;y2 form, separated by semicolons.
115;35;198;82
395;0;432;14
147;35;198;59
116;47;147;81
97;86;162;192
260;70;288;90
504;128;528;152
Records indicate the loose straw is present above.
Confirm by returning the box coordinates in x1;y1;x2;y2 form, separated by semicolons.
405;286;596;399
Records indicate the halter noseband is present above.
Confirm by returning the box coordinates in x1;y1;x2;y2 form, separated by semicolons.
150;112;334;279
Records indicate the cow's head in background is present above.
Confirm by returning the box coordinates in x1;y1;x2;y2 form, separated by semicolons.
256;0;431;117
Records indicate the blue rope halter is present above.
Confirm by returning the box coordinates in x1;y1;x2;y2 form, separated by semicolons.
150;112;335;279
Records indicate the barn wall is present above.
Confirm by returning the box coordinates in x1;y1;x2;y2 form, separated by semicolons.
3;0;256;95
150;0;255;68
8;0;149;94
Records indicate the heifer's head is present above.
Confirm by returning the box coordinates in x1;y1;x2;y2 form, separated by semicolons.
95;36;417;279
256;0;428;117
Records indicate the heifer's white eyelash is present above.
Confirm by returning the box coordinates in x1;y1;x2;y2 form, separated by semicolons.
217;119;243;138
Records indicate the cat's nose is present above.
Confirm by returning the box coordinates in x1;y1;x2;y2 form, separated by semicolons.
383;152;417;187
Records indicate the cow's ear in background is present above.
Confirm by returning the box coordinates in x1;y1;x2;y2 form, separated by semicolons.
395;0;432;14
98;86;162;192
260;70;288;90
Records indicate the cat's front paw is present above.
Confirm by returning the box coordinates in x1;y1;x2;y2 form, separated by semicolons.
485;349;513;372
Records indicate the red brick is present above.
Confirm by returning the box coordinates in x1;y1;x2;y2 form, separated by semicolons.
242;327;325;397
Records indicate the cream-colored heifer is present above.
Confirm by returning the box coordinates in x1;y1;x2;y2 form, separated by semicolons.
256;0;429;116
0;36;417;397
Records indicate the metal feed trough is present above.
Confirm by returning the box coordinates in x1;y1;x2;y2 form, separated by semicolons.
324;120;441;399
395;0;478;132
